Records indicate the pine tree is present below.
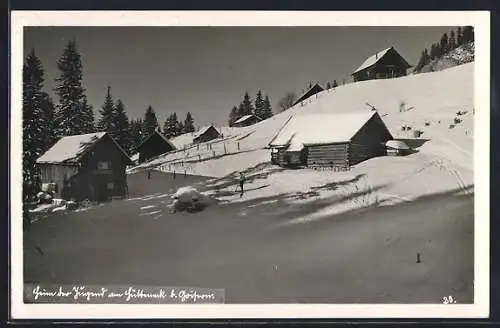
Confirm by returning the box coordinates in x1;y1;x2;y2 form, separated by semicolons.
462;26;474;43
163;113;179;139
237;101;246;118
241;92;254;116
177;121;184;136
229;106;239;126
97;85;116;137
440;33;449;54
129;119;143;152
415;51;426;71
23;49;46;200
449;30;457;50
40;94;57;151
262;95;273;119
332;80;338;88
435;42;442;58
326;82;331;89
54;39;93;137
254;90;265;118
184;112;195;133
142;105;159;138
457;26;463;46
423;48;430;65
80;95;95;133
114;99;131;153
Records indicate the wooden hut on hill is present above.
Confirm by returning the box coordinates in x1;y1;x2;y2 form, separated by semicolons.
193;125;222;143
352;46;411;82
268;111;393;170
232;115;262;128
136;130;176;163
36;132;133;202
292;83;324;107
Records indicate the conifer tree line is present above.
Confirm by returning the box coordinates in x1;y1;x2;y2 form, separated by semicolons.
228;90;273;126
22;39;197;200
414;26;474;72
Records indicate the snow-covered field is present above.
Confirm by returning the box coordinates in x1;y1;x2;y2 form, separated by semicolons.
128;63;474;219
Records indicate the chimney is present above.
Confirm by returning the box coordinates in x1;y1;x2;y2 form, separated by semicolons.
375;53;378;59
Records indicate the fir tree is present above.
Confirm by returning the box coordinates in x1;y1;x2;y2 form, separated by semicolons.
114;99;131;153
184;112;195;133
449;30;457;50
97;85;116;137
462;26;474;43
22;49;46;200
415;51;426;71
229;106;239;126
177;121;184;136
457;26;463;46
254;90;265;118
163;113;179;139
142;105;159;138
332;80;338;88
40;94;57;151
262;95;273;119
129;119;143;152
440;33;449;54
423;48;430;65
326;82;331;89
241;92;254;116
54;39;93;137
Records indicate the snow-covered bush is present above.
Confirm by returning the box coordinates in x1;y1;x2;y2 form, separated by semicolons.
170;186;215;213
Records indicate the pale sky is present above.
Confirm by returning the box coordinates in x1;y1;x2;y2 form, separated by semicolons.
24;26;454;127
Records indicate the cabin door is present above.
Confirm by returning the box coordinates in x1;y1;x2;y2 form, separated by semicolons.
96;180;110;202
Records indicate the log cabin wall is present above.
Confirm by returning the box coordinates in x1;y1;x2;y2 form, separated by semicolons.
306;143;350;169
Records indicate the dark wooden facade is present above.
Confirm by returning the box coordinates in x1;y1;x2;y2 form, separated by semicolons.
193;126;221;143
39;134;133;202
272;113;393;169
292;83;324;107
352;47;411;82
137;130;176;163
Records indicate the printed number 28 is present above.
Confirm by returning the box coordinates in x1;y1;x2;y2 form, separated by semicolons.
442;296;457;304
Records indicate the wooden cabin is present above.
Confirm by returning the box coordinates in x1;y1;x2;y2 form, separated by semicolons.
193;125;222;143
268;111;393;170
292;83;324;107
136;130;176;163
36;132;133;202
232;114;262;127
352;47;411;82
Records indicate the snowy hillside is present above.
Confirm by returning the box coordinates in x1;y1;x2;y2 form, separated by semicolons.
129;63;474;219
413;42;474;74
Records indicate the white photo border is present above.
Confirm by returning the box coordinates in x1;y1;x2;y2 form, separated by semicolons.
10;10;491;319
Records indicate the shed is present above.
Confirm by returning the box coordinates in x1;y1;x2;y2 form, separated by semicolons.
292;83;324;107
136;129;176;163
193;125;222;143
385;140;410;156
352;47;411;82
36;132;133;202
232;114;262;127
268;111;393;169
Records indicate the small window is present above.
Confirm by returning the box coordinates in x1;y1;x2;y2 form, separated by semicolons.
107;182;114;190
97;161;110;170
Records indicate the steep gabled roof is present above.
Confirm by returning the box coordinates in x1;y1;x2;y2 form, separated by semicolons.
352;47;411;75
233;114;262;125
36;132;133;165
269;111;382;148
292;83;324;106
193;125;221;139
136;129;177;150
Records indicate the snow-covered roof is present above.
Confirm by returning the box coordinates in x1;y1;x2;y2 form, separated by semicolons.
269;111;379;147
233;115;262;124
193;125;220;139
352;47;393;74
386;140;410;150
36;132;132;164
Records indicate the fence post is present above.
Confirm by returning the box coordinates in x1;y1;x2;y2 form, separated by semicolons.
237;142;240;151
